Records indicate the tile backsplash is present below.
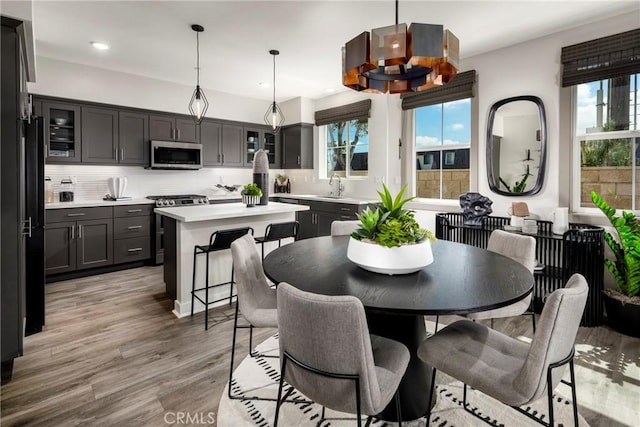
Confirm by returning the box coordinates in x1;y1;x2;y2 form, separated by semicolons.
44;165;269;201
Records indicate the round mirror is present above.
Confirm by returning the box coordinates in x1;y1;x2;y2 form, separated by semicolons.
486;95;546;196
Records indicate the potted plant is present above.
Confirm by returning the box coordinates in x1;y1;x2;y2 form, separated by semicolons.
590;191;640;337
241;183;263;207
347;183;436;275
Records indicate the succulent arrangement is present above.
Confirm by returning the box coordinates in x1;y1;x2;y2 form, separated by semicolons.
591;191;640;298
241;183;263;197
351;183;436;248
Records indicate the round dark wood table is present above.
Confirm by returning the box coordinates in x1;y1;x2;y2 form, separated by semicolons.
262;235;534;421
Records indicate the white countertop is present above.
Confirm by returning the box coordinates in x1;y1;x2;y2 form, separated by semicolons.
45;198;155;209
154;201;309;223
278;194;378;205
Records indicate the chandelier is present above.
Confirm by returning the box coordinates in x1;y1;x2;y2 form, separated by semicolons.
264;49;285;134
342;0;459;94
188;24;209;124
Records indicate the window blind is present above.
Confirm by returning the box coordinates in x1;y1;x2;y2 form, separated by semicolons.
561;29;640;87
314;99;371;126
400;70;476;110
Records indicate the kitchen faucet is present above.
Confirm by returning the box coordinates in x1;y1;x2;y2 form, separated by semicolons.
329;172;344;197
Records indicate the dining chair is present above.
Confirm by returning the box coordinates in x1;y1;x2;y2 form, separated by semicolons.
275;282;410;427
228;233;279;400
254;221;299;259
330;220;360;236
466;229;537;331
418;273;588;427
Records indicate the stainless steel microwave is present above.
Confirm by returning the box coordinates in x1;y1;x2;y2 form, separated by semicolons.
149;140;202;170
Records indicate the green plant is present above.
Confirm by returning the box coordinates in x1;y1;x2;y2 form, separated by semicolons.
499;168;532;193
591;191;640;297
277;174;288;184
351;183;436;248
241;183;263;197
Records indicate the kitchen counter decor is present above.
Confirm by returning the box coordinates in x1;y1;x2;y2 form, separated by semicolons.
347;184;436;275
241;183;263;207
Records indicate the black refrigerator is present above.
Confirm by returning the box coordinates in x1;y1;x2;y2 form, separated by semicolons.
23;116;46;335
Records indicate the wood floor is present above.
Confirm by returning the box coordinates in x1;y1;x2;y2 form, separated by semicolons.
1;266;638;426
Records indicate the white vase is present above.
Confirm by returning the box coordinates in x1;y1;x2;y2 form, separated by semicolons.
347;237;433;275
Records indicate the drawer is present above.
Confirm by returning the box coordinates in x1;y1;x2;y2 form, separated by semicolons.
114;216;151;239
46;206;112;223
113;204;154;218
310;201;361;215
113;236;151;264
276;197;299;204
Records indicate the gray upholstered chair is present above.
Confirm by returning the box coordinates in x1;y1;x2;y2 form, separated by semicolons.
466;229;537;331
228;233;278;400
330;220;360;236
418;273;588;427
275;282;410;427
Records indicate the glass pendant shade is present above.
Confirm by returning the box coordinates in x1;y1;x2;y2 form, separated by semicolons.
264;50;285;134
341;0;458;94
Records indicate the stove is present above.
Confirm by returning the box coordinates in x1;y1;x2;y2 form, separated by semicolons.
146;194;209;207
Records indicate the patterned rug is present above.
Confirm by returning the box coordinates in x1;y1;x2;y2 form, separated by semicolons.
218;333;588;427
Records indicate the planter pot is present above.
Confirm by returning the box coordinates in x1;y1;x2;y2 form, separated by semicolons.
603;292;640;338
347;237;433;275
242;195;260;207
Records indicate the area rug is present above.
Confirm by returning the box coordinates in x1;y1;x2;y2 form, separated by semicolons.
218;334;588;427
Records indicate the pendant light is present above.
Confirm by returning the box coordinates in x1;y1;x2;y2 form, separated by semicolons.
188;24;209;124
264;49;285;134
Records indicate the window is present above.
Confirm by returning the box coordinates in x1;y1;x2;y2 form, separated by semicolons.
414;98;471;199
325;119;369;177
573;74;640;210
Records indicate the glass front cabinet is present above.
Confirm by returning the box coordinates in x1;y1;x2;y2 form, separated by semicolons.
244;127;280;168
43;102;82;163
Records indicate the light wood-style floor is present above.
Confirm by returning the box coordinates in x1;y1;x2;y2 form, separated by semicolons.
1;266;638;426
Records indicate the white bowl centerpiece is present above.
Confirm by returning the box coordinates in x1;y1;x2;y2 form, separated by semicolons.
347;184;436;275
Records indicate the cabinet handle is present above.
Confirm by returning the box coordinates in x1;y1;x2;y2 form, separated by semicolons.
217;153;221;162
78;224;82;239
22;217;32;237
127;248;143;253
297;155;301;165
66;213;86;217
115;147;118;161
71;225;75;240
120;148;124;160
171;128;175;140
127;225;143;230
177;129;181;140
340;207;351;211
127;209;142;213
222;154;225;163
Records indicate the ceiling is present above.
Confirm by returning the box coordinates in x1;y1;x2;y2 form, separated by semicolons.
31;1;638;102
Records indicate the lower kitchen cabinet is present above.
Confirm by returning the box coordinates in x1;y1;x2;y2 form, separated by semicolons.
76;218;114;270
44;221;77;274
295;200;368;239
113;204;152;263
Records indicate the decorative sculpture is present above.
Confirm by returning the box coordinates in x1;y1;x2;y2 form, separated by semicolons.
460;192;493;226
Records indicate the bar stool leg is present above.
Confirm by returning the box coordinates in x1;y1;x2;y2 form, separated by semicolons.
228;265;235;305
191;248;198;317
205;251;210;330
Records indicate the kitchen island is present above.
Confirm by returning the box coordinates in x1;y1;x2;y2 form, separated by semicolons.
155;202;309;318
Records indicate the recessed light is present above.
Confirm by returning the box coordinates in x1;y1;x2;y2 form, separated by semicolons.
259;82;270;88
90;41;110;51
325;88;335;93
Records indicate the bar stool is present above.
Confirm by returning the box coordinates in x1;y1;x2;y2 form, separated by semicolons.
191;227;253;330
254;221;299;259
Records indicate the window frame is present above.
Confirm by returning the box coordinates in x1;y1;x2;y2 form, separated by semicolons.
321;118;370;179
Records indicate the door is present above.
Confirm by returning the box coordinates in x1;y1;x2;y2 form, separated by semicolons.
45;221;76;274
201;120;222;166
118;111;149;165
81;107;119;163
43;101;81;163
149;115;175;140
221;124;244;167
317;211;342;237
296;210;316;239
244;127;261;166
76;218;113;270
263;128;280;168
175;118;199;143
281;125;301;169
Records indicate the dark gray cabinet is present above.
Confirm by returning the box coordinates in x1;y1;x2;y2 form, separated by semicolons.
245;127;280;168
45;207;113;275
118;111;149;165
220;123;244;167
282;123;313;169
113;204;152;264
81;107;119;163
43;101;82;163
201;119;222;166
149;114;199;143
295;200;366;239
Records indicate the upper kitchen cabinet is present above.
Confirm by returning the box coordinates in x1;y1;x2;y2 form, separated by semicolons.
149;114;199;143
201;119;223;166
81;107;119;164
220;123;244;167
263;128;280;168
244;127;281;168
244;127;261;166
43;101;82;163
118;111;149;165
282;123;313;169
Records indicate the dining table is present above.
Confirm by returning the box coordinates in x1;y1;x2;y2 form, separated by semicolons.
262;235;534;421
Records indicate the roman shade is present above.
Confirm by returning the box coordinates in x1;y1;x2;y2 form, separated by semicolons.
401;70;476;110
561;29;640;87
314;99;371;126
